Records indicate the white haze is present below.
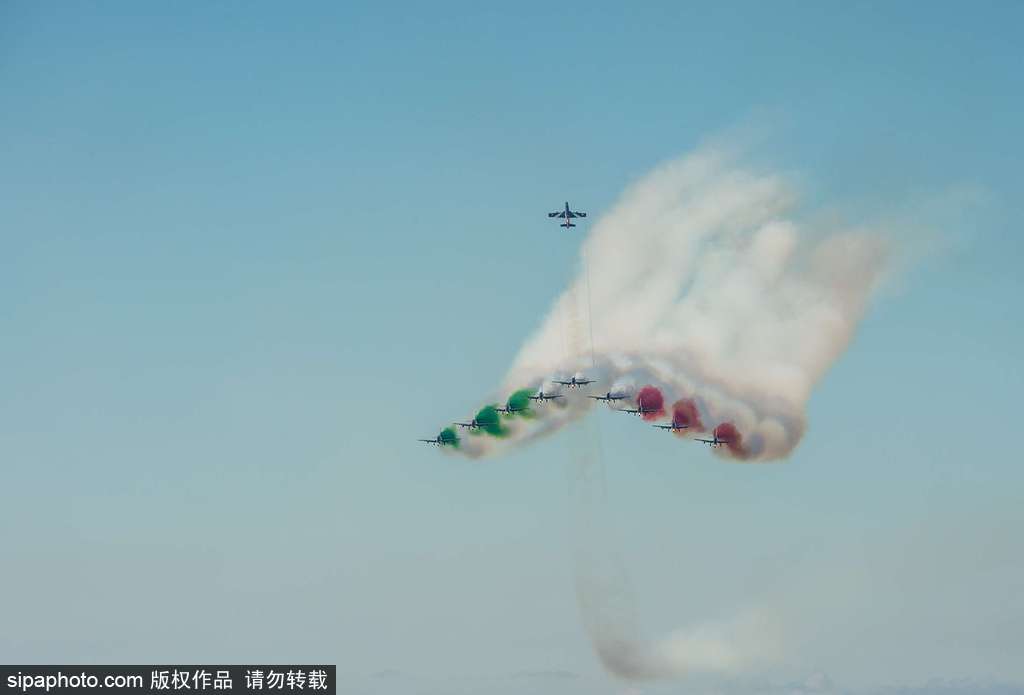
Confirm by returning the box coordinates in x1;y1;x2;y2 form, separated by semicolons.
567;415;784;682
454;144;888;460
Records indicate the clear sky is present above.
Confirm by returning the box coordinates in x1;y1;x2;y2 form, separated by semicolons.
1;2;1022;693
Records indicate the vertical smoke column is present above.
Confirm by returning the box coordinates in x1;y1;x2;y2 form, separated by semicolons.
564;235;646;677
568;413;647;677
561;173;763;681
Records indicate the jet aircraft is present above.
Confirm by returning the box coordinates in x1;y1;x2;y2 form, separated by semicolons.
618;397;659;417
588;391;626;403
528;391;563;403
553;375;596;388
418;432;457;446
455;418;490;430
653;421;689;432
547;201;588;228
695;431;733;447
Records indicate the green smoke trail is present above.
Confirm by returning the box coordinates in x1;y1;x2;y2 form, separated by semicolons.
474;405;506;437
439;427;460;448
506;388;535;418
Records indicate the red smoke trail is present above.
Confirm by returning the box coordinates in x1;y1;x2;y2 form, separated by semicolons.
636;385;666;421
714;422;749;459
669;398;704;436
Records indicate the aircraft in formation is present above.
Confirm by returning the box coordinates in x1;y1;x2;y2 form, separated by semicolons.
423;375;737;450
548;201;587;229
553;375;596;388
588;391;626;403
421;202;737;451
418;431;458;446
529;390;564;403
695;431;733;447
617;397;659;417
455;418;490;430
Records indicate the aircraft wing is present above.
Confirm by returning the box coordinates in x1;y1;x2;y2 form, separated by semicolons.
552;379;572;385
571;211;587;218
549;211;567;218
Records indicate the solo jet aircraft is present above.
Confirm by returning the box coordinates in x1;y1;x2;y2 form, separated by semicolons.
548;201;587;228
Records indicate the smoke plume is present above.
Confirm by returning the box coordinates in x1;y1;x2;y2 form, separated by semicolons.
670;398;704;434
453;143;887;460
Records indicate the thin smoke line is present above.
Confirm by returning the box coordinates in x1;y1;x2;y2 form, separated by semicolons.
582;243;596;369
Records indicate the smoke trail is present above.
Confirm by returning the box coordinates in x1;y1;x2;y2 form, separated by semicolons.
634;385;666;421
439;427;459;448
713;422;748;458
473;405;505;437
442;142;890;683
505;388;535;418
567;310;778;684
452;143;887;461
670;398;704;434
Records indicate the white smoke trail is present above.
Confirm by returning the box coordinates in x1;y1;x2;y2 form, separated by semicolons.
454;144;887;460
568;412;783;682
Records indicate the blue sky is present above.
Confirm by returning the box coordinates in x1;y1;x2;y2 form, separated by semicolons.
1;2;1022;693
